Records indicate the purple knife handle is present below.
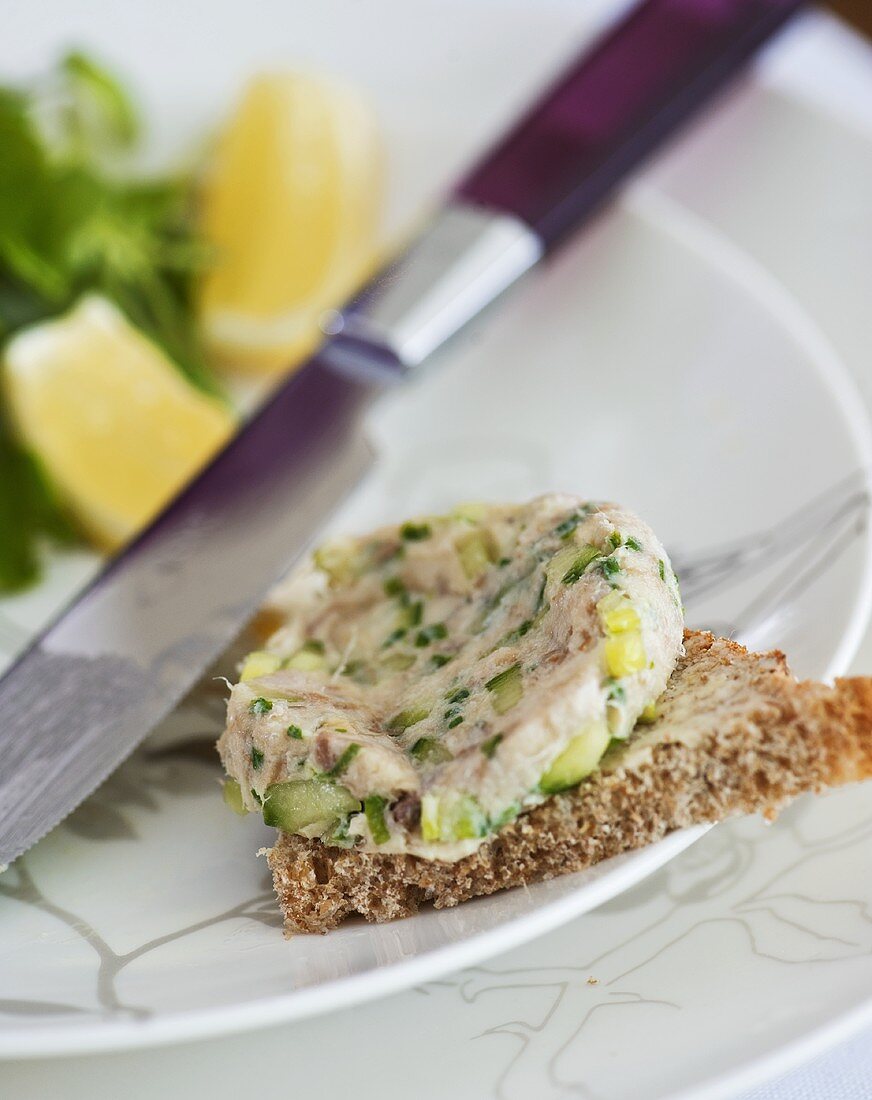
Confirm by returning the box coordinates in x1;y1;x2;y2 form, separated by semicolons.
456;0;804;250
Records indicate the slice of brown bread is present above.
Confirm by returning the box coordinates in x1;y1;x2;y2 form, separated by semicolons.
267;630;872;933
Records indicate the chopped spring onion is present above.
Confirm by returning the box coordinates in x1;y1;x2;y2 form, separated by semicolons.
485;663;523;715
250;746;265;770
222;778;248;816
455;528;499;579
387;706;430;732
286;640;328;671
400;521;432;541
561;544;601;585
364;795;391;844
410;737;453;764
415;622;447;647
481;733;503;758
326;743;361;778
248;697;273;716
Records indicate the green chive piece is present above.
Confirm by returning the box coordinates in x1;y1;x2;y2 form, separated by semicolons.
250;746;265;770
485;663;524;715
446;714;464;729
249;697;273;716
626;537;642;551
387;706;430;732
400;522;432;541
410;737;453;764
561;544;601;585
429;653;452;670
481;733;503;758
601;556;621;579
364;795;391;844
250;788;263;805
380;651;416;672
383;576;406;597
326;743;361;778
608;531;622;549
383;627;407;648
287;724;303;739
445;686;470;704
414;622;447;647
554;512;582;539
659;559;666;581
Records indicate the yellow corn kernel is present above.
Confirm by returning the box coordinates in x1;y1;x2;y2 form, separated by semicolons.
605;631;647;678
239;650;282;682
313;537;364;586
597;590;641;634
421;794;440;842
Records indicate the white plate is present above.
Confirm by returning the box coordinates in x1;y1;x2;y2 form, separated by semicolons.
2;4;872;1097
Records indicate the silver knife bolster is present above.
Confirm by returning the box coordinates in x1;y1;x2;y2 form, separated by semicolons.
320;201;543;375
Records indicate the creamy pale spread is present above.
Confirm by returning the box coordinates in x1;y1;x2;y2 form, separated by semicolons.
218;495;684;859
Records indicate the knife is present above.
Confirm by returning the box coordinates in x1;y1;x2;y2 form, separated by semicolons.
0;0;804;865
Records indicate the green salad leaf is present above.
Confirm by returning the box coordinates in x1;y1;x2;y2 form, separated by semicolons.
0;51;219;594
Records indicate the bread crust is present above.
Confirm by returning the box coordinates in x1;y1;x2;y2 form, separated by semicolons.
267;631;872;933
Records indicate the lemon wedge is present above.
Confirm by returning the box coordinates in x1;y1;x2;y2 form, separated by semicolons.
198;72;382;375
2;295;235;549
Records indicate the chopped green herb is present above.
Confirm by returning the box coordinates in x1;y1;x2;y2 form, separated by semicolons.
498;617;534;647
604;678;626;704
364;795;391;844
250;788;263;805
659;559;666;581
456;528;499;578
554;511;582;539
445;686;470;704
342;659;377;684
485;663;524;714
561;544;601;585
626;537;642;551
250;746;264;770
410;737;453;764
326;743;361;778
382;627;407;648
429;653;452;670
0;54;226;593
415;622;447;647
446;713;464;729
481;733;503;758
608;531;622;549
383;576;406;598
387;706;430;732
380;651;416;672
400;521;432;541
287;724;303;739
248;697;273;716
498;557;511;567
601;556;621;579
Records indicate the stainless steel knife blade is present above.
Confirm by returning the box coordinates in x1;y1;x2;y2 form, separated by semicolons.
0;360;377;864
